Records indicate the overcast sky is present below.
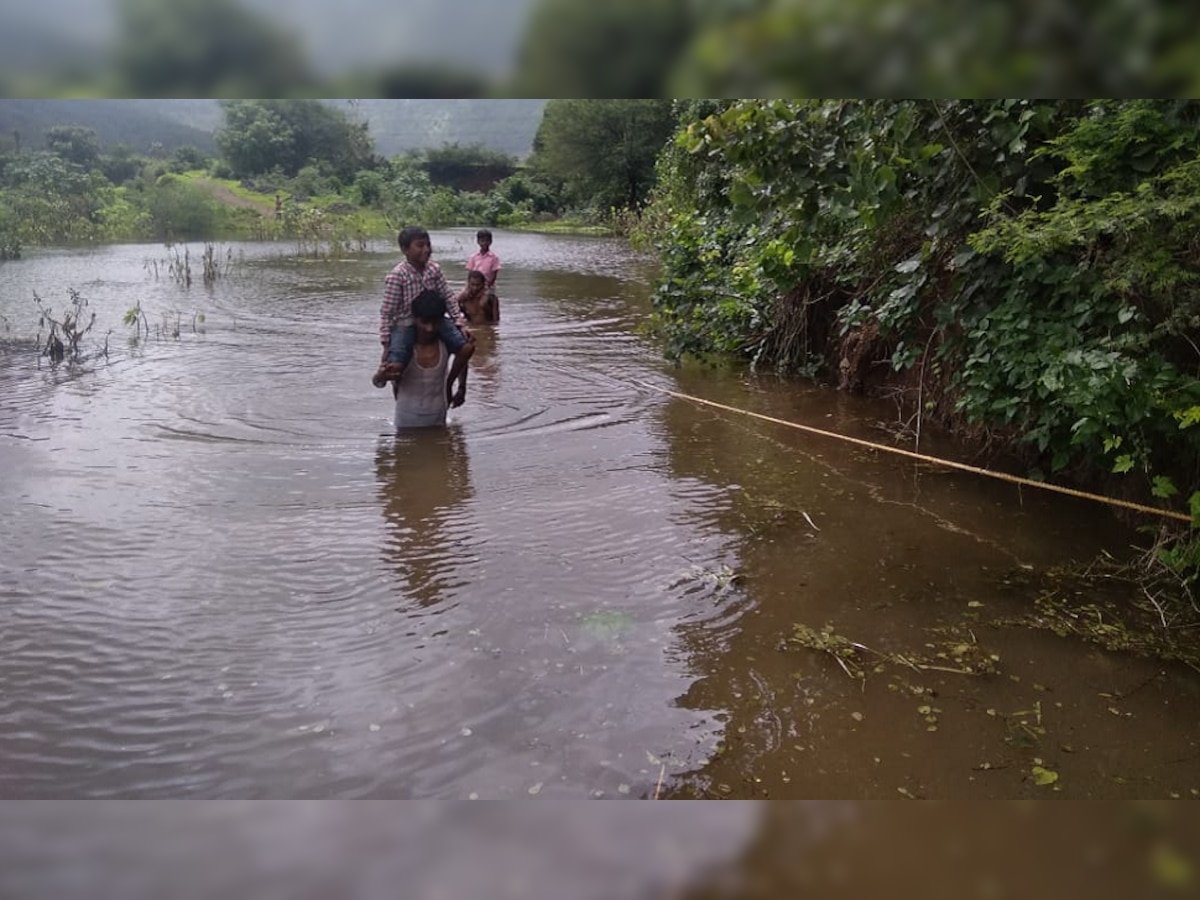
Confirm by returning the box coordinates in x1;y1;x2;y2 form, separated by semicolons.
0;0;537;78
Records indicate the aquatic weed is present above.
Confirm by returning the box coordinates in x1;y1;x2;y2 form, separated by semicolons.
34;288;105;365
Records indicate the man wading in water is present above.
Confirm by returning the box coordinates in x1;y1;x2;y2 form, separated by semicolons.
392;290;474;430
374;225;471;390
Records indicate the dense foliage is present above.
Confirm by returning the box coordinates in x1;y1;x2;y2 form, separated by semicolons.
214;100;375;182
529;100;678;218
642;100;1200;519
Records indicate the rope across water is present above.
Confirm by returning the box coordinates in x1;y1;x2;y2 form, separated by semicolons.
634;380;1193;524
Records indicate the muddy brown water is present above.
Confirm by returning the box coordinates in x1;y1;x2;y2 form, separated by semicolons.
1;229;1198;800
1;803;1193;899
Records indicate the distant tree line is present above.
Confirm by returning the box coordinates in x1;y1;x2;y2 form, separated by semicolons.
0;99;680;255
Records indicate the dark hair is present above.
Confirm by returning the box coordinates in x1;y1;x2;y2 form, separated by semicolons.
466;269;486;283
398;225;430;250
476;229;492;241
411;289;446;322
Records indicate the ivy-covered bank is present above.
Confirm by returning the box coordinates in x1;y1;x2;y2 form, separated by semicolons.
642;100;1200;516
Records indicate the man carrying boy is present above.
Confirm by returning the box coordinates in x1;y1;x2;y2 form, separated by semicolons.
393;290;474;430
374;225;471;389
466;228;501;308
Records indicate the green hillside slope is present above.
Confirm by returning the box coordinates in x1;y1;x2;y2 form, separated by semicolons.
0;99;548;160
0;99;217;153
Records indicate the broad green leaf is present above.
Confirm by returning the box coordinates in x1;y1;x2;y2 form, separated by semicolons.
1176;407;1200;429
1031;765;1059;786
1152;476;1179;499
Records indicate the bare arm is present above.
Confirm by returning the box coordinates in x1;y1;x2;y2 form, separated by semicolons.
380;273;402;360
432;265;468;329
446;338;475;407
451;289;467;318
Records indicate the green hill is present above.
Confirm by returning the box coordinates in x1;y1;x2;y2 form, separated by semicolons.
0;99;548;161
0;99;217;154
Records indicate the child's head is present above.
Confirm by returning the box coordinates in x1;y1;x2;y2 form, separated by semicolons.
399;225;430;250
411;290;446;339
466;270;486;293
398;225;433;268
476;229;492;250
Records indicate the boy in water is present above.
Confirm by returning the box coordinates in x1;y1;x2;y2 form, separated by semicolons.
466;228;501;310
393;290;474;430
456;270;500;325
374;225;471;389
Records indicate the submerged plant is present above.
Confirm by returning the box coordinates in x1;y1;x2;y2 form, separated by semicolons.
201;242;235;285
35;288;103;364
124;300;150;343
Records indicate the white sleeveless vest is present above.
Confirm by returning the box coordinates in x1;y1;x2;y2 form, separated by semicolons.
394;342;449;429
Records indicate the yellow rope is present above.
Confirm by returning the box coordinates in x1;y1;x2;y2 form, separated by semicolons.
634;380;1193;524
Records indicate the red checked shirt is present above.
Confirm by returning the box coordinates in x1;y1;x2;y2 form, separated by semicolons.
378;259;458;347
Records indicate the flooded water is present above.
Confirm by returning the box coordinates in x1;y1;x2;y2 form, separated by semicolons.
1;802;1193;899
1;229;1198;801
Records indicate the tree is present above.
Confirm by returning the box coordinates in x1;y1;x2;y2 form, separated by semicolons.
98;144;144;186
169;144;210;173
215;102;294;177
43;125;100;170
2;151;101;243
529;100;677;211
215;100;375;180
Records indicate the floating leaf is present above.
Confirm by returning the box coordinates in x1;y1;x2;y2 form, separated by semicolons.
1031;765;1059;786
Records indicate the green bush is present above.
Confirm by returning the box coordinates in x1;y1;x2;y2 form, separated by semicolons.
645;99;1200;513
353;170;385;207
210;159;235;180
145;176;218;240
